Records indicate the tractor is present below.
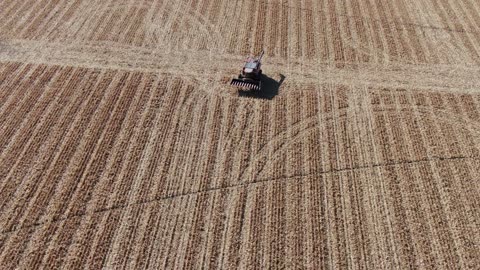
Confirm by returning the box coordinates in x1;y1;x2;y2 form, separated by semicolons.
230;50;264;91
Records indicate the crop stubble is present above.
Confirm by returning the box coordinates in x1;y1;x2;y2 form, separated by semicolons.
1;0;480;269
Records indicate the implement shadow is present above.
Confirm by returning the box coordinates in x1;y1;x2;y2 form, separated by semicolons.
238;74;285;100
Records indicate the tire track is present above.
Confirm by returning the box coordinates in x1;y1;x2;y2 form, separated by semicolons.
4;36;479;94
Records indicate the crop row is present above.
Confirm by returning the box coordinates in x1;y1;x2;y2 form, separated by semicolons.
3;0;480;65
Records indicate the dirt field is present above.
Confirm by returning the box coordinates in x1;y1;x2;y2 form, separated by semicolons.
0;0;479;269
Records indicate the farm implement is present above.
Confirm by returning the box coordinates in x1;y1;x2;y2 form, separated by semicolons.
230;50;264;91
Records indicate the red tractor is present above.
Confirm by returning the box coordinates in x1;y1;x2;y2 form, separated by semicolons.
230;50;264;91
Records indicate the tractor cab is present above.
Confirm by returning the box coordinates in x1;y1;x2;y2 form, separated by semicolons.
243;60;260;74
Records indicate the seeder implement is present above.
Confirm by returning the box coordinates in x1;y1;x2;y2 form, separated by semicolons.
230;78;261;90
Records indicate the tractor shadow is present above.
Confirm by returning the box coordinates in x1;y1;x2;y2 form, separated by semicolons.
238;73;285;100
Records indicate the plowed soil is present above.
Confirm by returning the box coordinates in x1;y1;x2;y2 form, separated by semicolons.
0;0;479;269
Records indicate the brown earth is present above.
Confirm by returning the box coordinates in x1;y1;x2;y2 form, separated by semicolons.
0;0;479;269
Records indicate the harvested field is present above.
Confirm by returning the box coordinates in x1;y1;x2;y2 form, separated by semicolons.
0;0;479;269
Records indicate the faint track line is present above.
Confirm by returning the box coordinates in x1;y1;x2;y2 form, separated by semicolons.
1;154;477;236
